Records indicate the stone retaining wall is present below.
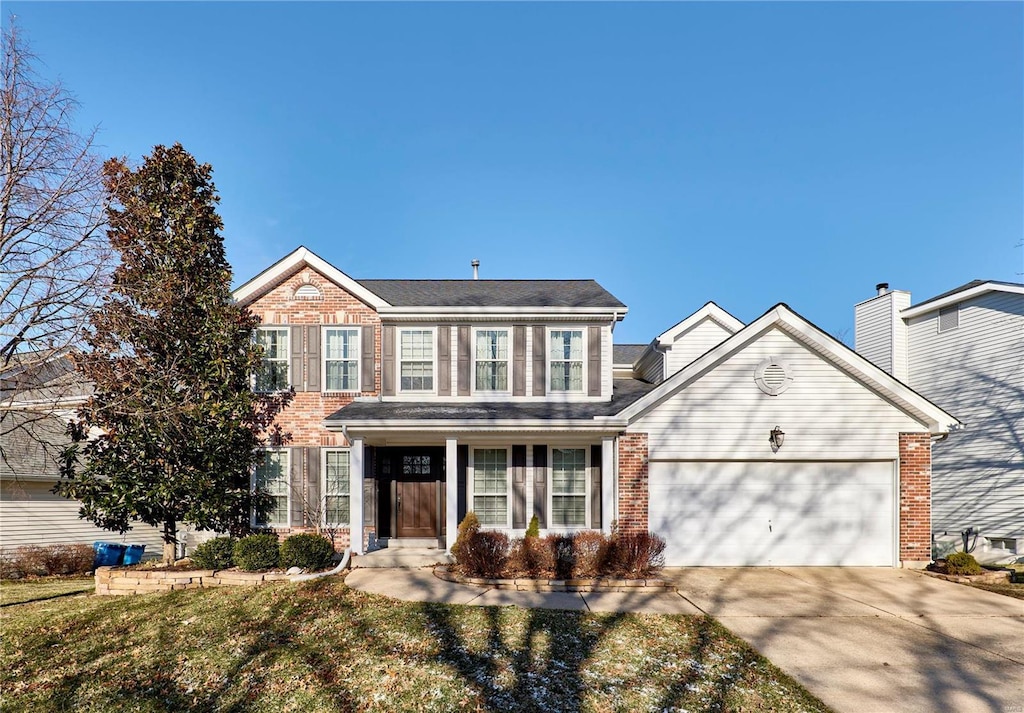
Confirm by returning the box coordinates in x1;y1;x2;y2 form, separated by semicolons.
434;566;674;593
95;566;291;596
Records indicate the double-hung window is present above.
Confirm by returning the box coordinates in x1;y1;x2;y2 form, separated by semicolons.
472;448;509;526
253;449;289;526
324;328;360;392
399;329;434;392
255;327;289;391
474;329;509;392
324;450;351;526
551;448;587;527
549;329;584;392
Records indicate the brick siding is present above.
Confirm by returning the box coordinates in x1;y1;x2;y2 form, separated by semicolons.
617;433;649;533
899;433;932;564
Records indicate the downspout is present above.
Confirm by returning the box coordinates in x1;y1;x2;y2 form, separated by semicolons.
288;547;352;582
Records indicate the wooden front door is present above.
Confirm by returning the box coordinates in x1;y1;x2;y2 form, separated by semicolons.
396;480;437;538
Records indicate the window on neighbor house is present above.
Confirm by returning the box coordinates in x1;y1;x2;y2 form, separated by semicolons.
324;450;351;526
551;448;587;527
324;328;360;392
255;327;290;392
253;450;289;527
549;329;584;392
474;329;510;392
472;448;509;526
399;329;434;392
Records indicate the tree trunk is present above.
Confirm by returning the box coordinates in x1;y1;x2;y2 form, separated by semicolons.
162;520;176;564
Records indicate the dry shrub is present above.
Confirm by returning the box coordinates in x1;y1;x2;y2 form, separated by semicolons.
456;530;510;578
508;535;554;577
571;531;611;578
450;512;481;568
545;534;575;580
609;532;666;577
1;544;96;578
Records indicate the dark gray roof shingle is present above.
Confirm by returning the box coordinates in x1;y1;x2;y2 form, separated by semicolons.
356;279;626;309
613;344;648;366
908;279;1023;310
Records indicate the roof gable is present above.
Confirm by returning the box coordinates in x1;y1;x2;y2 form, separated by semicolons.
656;302;744;347
901;280;1024;319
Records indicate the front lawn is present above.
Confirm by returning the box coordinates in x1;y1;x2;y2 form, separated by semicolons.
1;576;831;712
0;576;94;606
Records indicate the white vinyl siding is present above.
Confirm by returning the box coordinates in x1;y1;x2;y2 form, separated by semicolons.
474;329;510;392
253;450;289;527
853;290;911;381
255;327;289;391
323;328;359;392
323;450;351;526
663;319;736;377
907;290;1024;540
550;448;588;527
399;329;434;392
549;329;584;392
471;448;509;526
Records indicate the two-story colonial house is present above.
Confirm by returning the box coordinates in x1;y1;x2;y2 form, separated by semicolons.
235;247;959;568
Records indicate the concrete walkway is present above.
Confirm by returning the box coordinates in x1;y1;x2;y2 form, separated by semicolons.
344;566;1024;713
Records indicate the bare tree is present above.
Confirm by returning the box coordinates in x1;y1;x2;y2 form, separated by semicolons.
0;18;110;467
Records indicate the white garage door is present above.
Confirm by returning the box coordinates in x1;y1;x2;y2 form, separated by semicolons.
649;461;895;566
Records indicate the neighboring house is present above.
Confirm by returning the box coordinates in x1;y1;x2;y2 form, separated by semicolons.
855;280;1024;558
236;247;958;568
0;351;164;553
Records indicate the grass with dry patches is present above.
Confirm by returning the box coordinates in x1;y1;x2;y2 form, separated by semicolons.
0;576;94;606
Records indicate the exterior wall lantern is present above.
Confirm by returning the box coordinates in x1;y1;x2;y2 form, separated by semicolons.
769;426;785;451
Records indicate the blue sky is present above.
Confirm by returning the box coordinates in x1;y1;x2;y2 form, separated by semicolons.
7;2;1022;344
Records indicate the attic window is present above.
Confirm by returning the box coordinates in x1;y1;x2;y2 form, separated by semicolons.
938;304;959;333
294;284;322;300
754;357;793;396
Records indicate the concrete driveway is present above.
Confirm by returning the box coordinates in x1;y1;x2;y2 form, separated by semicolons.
665;567;1023;713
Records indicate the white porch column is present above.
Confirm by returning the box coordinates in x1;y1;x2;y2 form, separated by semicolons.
602;436;615;532
445;437;459;552
350;438;364;555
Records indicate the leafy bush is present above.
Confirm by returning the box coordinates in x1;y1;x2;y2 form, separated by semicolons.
451;512;480;566
608;532;666;577
233;534;280;572
525;515;540;539
279;533;334;571
190;537;236;569
0;545;95;578
945;551;983;576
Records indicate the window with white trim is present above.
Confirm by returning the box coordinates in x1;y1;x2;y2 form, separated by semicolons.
255;327;289;392
399;329;434;392
474;329;510;392
472;448;509;526
253;449;289;526
323;449;351;526
324;328;360;392
551;448;588;527
549;329;584;392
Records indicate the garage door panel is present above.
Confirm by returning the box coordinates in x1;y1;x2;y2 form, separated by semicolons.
649;461;895;566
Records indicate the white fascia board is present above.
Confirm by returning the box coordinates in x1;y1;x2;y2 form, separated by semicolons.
900;283;1024;319
620;305;961;433
377;306;627;320
853;289;911;309
232;246;391;309
655;302;744;347
324;417;627;433
4;396;88;409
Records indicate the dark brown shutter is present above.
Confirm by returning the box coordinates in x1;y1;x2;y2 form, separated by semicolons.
532;325;546;396
361;326;375;392
590;444;602;529
511;445;527;529
457;445;468;523
363;446;376;527
532;445;547;527
437;326;451;396
457;325;471;396
306;326;321;393
289;325;304;392
588;325;601;397
306;447;320;527
512;325;526;396
289;447;303;527
381;325;395;396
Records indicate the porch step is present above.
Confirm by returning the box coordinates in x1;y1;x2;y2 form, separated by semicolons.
378;537;444;550
354;548;452;569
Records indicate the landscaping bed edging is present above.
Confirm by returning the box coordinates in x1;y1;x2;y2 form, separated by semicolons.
433;566;675;593
96;566;291;596
922;569;1012;585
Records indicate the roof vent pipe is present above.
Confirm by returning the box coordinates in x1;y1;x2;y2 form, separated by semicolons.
471;259;480;280
876;282;889;296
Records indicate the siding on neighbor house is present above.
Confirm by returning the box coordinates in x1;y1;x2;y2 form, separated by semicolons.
906;290;1024;540
629;327;926;461
0;479;165;552
854;290;911;380
663;319;736;377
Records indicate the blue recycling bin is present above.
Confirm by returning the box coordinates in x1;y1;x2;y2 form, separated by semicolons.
121;544;146;565
93;541;127;567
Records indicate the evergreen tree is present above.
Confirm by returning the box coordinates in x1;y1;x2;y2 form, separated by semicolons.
56;144;292;563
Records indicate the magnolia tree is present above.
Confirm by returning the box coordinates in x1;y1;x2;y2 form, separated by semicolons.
56;144;292;563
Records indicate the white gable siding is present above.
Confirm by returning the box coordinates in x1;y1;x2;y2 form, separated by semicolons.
855;291;913;377
906;290;1024;540
0;479;165;553
635;347;664;384
663;319;735;377
630;327;926;461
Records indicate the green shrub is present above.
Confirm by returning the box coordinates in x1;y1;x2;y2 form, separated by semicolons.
525;515;540;539
451;512;480;566
945;551;983;576
233;534;280;572
279;533;334;571
190;537;236;569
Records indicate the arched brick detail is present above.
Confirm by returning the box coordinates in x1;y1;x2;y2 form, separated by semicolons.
617;433;649;533
899;433;932;565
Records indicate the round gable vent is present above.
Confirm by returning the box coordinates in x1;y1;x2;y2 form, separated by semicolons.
754;357;793;396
